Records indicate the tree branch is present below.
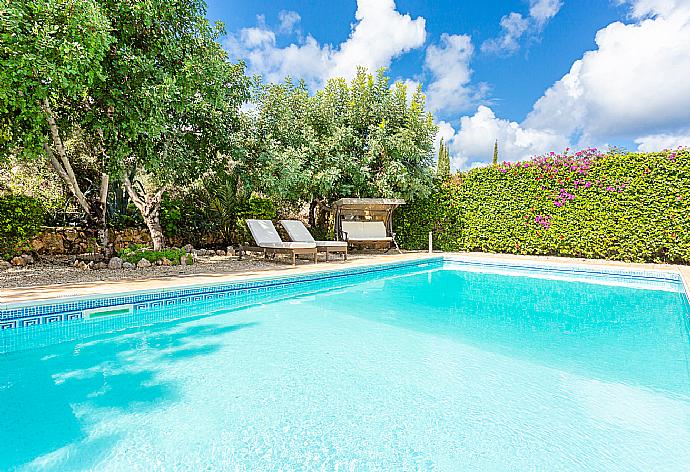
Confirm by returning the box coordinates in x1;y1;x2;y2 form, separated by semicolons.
123;175;145;211
41;98;91;215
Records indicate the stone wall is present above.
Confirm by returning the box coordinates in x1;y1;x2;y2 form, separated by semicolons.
30;227;153;255
29;227;227;255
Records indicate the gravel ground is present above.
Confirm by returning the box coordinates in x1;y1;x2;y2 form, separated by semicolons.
0;253;341;289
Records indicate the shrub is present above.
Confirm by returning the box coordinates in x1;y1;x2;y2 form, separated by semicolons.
117;246;189;265
234;196;278;244
395;149;690;264
160;195;212;243
161;190;277;246
0;195;45;257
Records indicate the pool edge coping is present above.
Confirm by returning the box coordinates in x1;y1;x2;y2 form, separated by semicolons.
2;253;689;330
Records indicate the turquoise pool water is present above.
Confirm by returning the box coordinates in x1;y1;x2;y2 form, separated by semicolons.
1;262;689;470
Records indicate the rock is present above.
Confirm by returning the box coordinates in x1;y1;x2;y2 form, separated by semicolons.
0;260;11;270
108;257;123;270
183;244;194;253
10;256;26;267
64;229;79;242
226;246;235;257
123;262;135;270
180;255;188;266
79;253;104;262
161;257;171;266
94;262;107;270
73;259;81;268
216;250;225;256
21;254;34;265
32;231;66;254
137;259;152;269
77;261;89;270
31;238;45;253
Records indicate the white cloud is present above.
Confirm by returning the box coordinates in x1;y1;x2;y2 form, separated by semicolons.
441;106;569;170
482;0;563;54
424;34;478;116
278;10;301;34
434;120;457;158
529;0;564;25
635;129;690;151
327;0;426;80
226;0;426;88
225;28;330;88
481;13;530;54
620;0;690;19
524;0;690;143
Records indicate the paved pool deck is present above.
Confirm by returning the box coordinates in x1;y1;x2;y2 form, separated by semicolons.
2;252;689;305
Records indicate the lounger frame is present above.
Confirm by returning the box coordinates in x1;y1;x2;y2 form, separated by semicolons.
239;246;318;266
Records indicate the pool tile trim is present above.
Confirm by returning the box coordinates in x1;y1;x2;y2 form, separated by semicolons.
1;254;688;331
0;257;442;329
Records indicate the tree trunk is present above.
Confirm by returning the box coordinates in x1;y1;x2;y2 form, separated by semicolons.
97;173;110;251
145;211;165;252
124;176;165;251
308;199;317;227
40;98;92;216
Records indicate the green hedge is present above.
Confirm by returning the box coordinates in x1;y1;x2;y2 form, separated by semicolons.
0;195;45;258
395;149;690;264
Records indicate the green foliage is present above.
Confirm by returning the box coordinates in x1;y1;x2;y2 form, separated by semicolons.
0;158;68;218
160;194;212;243
117;246;188;265
0;195;45;257
241;68;437;209
160;175;276;245
493;140;499;166
94;0;249;189
437;138;451;179
396;149;690;264
0;0;111;157
234;196;278;244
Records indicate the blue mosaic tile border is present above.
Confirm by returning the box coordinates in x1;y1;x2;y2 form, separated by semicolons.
1;255;687;334
0;257;443;330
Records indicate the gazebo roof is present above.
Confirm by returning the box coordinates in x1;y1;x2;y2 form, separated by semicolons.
333;198;406;211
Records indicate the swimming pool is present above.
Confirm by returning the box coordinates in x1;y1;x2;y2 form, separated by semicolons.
1;258;689;470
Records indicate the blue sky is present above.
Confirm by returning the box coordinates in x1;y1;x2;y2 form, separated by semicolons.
207;0;690;168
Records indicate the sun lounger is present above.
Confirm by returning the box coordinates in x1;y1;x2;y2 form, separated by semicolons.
279;220;348;261
241;219;317;265
340;221;401;253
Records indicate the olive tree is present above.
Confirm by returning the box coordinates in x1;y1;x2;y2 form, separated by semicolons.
0;0;112;237
92;0;249;250
244;68;437;228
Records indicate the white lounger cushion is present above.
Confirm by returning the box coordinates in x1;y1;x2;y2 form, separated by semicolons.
341;221;391;241
279;220;316;243
246;219;316;249
279;220;348;248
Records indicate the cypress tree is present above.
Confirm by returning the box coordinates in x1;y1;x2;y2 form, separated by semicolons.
493;140;499;166
437;138;451;179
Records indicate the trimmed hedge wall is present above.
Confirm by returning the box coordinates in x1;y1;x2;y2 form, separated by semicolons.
395;149;690;264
